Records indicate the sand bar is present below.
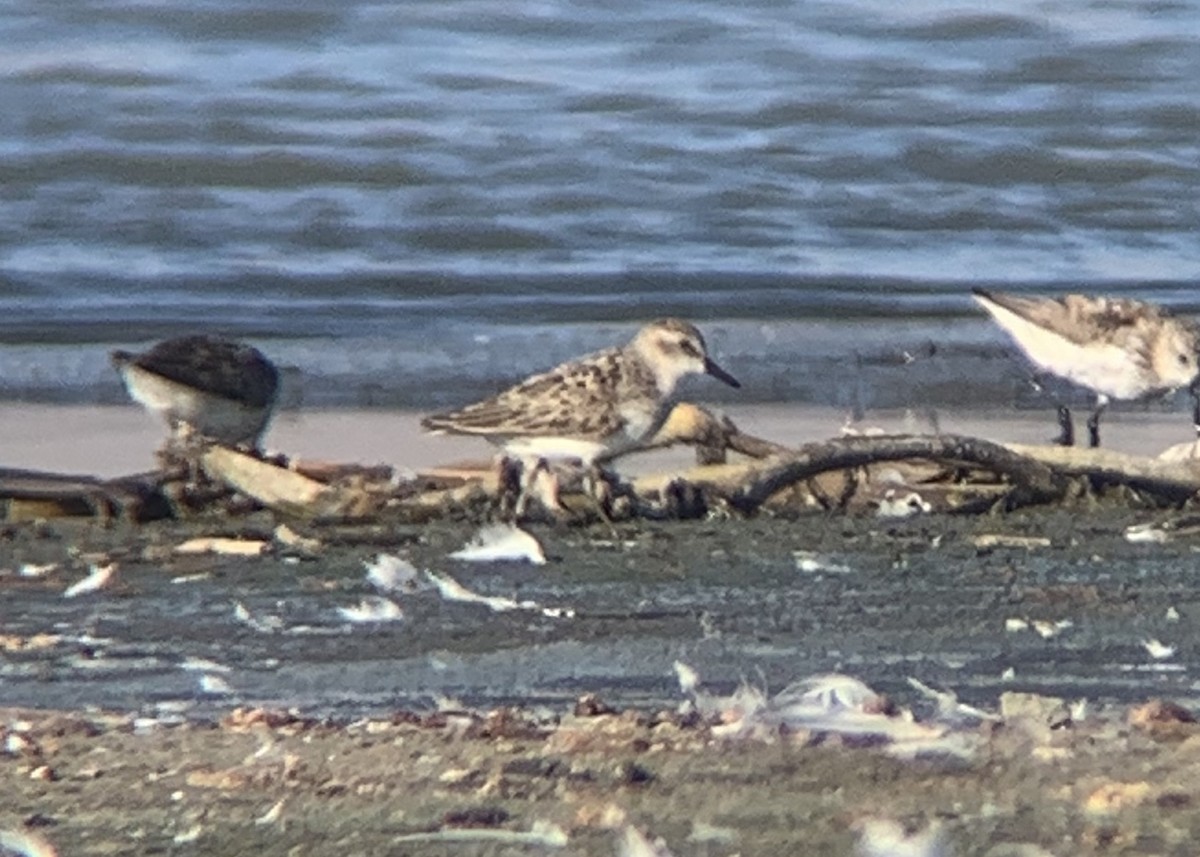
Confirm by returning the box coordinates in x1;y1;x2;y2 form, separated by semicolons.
0;402;1195;479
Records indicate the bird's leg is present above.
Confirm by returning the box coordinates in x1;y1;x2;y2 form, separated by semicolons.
513;457;572;522
1055;405;1075;447
158;419;208;489
493;455;524;520
1030;373;1074;447
160;418;187;466
582;465;612;515
1086;400;1108;449
1192;387;1200;438
583;464;621;534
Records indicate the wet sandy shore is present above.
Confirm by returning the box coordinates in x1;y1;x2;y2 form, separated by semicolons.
3;505;1199;716
3;506;1200;856
4;403;1200;854
5;689;1200;857
3;401;1197;477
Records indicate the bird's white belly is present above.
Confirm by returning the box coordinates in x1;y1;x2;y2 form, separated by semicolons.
498;435;611;464
988;305;1156;400
1056;344;1156;400
119;364;269;446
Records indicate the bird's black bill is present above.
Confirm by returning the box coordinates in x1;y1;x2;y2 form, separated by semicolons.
705;357;741;388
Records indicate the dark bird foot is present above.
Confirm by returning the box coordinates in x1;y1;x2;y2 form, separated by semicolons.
1055;406;1075;447
1086;413;1102;449
1086;404;1106;449
494;456;525;519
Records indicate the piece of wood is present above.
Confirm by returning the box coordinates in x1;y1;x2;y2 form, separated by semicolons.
397;472;498;513
0;468;169;521
637;402;791;463
1005;443;1200;498
175;537;270;557
633;434;1067;514
290;460;395;483
201;446;350;518
0;467;106;498
5;497;98;521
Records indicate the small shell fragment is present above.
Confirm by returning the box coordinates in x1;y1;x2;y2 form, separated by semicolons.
63;563;118;598
337;596;404;624
175;538;269;557
1142;638;1176;660
255;799;286;826
364;554;421;593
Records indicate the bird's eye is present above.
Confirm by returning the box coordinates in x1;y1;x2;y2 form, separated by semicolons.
680;340;701;358
1180;353;1192;367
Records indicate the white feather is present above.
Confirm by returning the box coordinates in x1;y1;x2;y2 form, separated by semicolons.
773;674;879;713
856;819;946;857
907;677;999;722
172;825;203;845
450;524;546;565
338;596;404;623
18;563;57;578
233;601;285;633
255;799;286;826
198;674;234;695
673;661;700;695
180;657;230;673
1124;522;1171;543
876;490;931;519
678;666;975;758
793;551;853;574
618;826;675;857
364;553;422;592
1142;638;1176;659
425;571;573;619
63;563;117;598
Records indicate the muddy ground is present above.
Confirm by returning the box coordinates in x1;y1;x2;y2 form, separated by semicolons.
4;505;1200;855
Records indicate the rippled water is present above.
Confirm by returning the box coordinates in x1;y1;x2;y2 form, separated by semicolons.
1;0;1198;406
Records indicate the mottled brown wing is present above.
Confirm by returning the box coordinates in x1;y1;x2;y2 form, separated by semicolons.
1061;294;1165;337
976;289;1161;347
116;336;279;408
422;349;626;439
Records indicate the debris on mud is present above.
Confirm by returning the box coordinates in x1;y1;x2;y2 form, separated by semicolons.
4;675;1200;857
5;403;1200;531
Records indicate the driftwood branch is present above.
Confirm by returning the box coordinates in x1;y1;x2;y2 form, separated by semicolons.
185;435;1193;522
201;447;345;518
1005;443;1200;498
10;419;1200;526
633;434;1068;514
637;402;790;463
0;467;169;521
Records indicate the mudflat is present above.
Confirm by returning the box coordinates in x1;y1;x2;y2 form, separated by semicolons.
3;403;1200;855
3;503;1200;855
2;402;1194;477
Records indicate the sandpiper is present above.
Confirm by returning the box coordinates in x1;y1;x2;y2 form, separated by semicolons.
112;335;280;452
422;318;740;511
973;288;1200;447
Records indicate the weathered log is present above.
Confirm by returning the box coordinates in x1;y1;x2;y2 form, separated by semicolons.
0;467;169;521
633;434;1067;514
201;446;349;518
397;472;497;515
0;468;108;499
1005;443;1200;499
15;422;1199;528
